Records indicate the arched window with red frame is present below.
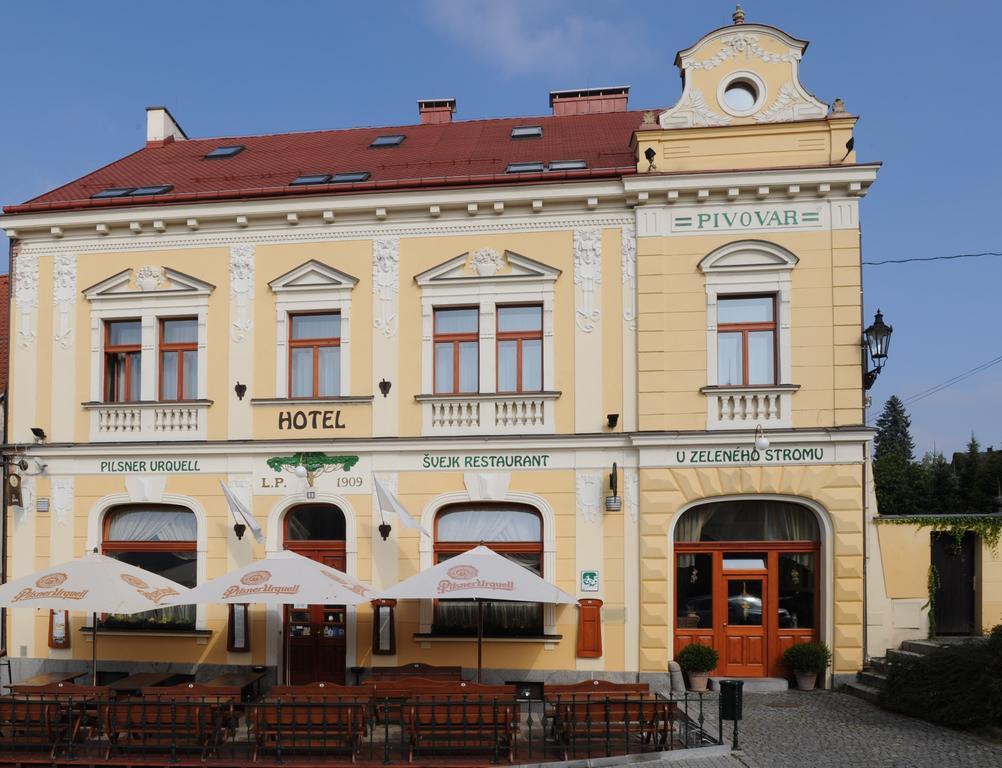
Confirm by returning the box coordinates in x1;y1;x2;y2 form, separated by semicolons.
101;504;197;630
433;503;543;637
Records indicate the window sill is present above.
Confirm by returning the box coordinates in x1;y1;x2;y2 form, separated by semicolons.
413;633;562;644
82;399;214;408
250;396;374;405
82;627;211;639
415;391;561;402
699;384;800;394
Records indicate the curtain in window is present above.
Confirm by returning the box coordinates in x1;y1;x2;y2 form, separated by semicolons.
675;500;819;542
437;508;541;542
107;508;197;541
291;348;313;397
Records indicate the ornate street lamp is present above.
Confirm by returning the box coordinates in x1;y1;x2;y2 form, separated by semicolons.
863;309;893;390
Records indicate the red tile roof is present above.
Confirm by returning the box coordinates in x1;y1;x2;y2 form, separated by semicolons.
0;274;9;394
4;111;649;215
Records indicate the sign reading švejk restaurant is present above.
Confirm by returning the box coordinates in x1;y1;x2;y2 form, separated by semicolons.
671;205;822;234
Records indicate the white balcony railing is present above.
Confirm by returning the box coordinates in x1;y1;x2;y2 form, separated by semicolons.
418;392;559;435
701;385;799;429
84;401;211;441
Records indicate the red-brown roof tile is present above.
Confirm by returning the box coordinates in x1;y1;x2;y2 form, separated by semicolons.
4;110;649;215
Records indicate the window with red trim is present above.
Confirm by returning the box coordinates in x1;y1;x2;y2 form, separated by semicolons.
717;295;777;386
104;320;142;402
497;305;542;393
433;308;478;394
160;318;198;401
289;313;341;398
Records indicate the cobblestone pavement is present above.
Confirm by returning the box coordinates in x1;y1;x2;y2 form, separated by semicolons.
676;690;1002;768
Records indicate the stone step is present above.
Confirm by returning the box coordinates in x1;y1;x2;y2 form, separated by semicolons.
708;676;788;693
901;639;948;656
868;657;889;674
842;680;881;704
886;648;925;665
856;669;887;690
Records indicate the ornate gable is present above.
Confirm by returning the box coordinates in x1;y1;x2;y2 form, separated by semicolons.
83;266;215;300
414;249;560;286
268;259;358;293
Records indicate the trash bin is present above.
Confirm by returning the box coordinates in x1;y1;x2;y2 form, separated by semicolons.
719;679;743;721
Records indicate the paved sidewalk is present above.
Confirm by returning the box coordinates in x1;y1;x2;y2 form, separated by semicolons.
677;690;1002;768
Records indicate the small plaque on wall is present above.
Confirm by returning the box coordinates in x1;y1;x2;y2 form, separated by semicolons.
49;610;70;649
580;570;599;592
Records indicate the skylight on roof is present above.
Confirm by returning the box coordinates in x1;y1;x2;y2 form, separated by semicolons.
548;160;587;171
130;185;173;196
91;187;135;199
204;145;245;158
506;162;545;174
511;126;543;139
332;172;371;183
290;174;332;186
371;135;405;148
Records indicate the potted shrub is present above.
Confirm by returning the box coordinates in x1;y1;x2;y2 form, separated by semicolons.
782;641;832;690
677;643;719;692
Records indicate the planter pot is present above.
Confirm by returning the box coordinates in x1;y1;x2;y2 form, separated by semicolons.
795;672;817;690
687;671;710;692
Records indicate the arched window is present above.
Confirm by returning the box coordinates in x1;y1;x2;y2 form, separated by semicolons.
433;503;543;637
675;499;819;542
285;504;346;541
101;504;197;630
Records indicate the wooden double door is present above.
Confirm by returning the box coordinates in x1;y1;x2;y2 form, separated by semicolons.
283;546;347;685
674;544;819;677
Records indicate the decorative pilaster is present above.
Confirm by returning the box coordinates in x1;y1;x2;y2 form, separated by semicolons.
52;253;77;348
229;244;255;343
573;228;602;332
14;249;39;349
620;223;636;330
372;238;399;338
576;470;603;524
51;477;74;526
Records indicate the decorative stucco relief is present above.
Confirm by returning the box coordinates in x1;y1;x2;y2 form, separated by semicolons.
573;228;602;332
135;265;164;291
471;248;505;277
684;32;800;71
229;243;255;343
659;88;731;129
576;470;603;524
53;252;77;349
621;223;637;330
51;477;74;526
373;238;399;338
755;82;827;123
14;249;39;349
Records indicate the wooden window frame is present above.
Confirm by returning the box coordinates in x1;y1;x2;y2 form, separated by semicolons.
432;504;544;636
159;317;198;402
103;319;142;403
288;311;341;399
496;304;543;394
717;294;778;386
432;307;479;395
371;599;397;655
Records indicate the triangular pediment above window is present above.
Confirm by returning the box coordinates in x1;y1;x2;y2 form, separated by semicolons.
414;249;560;286
83;266;215;300
268;260;359;293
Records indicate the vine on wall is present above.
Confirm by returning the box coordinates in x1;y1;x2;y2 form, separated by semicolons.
923;565;939;639
877;515;1002;553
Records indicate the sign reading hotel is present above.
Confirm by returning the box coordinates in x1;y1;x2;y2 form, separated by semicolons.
671;205;822;234
668;444;828;467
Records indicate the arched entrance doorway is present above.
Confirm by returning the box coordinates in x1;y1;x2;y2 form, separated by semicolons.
282;503;347;684
674;499;821;677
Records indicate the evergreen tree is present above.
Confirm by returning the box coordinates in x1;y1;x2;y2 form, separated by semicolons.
874;396;915;462
957;435;982;512
920;451;960;514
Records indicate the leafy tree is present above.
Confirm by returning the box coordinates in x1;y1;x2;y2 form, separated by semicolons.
874;396;915;462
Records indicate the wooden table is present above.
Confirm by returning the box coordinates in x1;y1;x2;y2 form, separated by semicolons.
204;671;265;701
9;671;85;692
106;672;174;697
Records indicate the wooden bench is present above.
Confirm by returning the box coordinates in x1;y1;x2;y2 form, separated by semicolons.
369;663;463;681
101;684;238;760
372;679;515;725
249;692;366;763
403;692;517;763
548;693;668;760
0;683;109;758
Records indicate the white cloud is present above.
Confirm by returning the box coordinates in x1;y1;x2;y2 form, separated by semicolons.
424;0;651;78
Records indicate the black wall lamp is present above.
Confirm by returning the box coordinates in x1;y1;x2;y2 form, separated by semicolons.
607;413;619;429
605;462;622;512
644;146;657;171
232;522;247;540
378;379;392;397
234;382;247;400
863;310;893;390
30;427;46;443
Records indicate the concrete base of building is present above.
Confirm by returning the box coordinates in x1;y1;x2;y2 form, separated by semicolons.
709;676;788;693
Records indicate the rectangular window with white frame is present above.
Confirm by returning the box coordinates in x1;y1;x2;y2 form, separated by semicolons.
433;307;479;394
160;317;198;401
716;295;777;386
497;304;543;393
289;312;341;398
104;319;142;402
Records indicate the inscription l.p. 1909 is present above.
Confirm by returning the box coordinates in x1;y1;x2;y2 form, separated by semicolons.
278;410;346;430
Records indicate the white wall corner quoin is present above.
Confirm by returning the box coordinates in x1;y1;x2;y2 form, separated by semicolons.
573;227;602;332
372;237;400;339
14;249;39;349
229;243;255;343
52;252;77;349
620;223;637;329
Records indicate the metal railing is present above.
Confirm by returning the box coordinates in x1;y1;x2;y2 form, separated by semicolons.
0;690;722;765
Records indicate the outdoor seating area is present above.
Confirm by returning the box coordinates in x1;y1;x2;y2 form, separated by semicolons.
0;675;719;765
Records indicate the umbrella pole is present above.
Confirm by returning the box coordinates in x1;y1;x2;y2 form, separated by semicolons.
91;611;97;686
476;599;483;684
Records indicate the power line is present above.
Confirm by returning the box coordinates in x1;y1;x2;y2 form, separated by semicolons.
903;353;1002;405
864;251;1002;266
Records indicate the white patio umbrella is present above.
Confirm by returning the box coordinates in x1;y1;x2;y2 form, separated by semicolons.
378;545;576;681
169;549;376;606
0;550;194;685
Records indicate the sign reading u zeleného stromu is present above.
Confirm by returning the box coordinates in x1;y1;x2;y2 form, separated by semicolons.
667;444;828;467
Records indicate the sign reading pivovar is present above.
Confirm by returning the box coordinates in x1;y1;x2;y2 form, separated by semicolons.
672;206;821;233
669;445;827;467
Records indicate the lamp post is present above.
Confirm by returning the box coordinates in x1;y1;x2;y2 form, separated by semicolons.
863;309;893;390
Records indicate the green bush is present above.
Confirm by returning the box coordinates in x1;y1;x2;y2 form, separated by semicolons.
782;642;832;674
677;643;719;673
882;632;1002;728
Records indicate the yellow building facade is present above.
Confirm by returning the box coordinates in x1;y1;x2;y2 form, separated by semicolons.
4;15;961;689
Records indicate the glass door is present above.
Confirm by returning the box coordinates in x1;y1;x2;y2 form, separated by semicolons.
722;575;767;676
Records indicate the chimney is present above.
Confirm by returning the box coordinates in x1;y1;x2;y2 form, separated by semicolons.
418;98;456;125
146;106;187;146
549;86;629;116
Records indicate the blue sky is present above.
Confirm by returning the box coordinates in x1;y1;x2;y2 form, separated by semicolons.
1;0;1000;456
